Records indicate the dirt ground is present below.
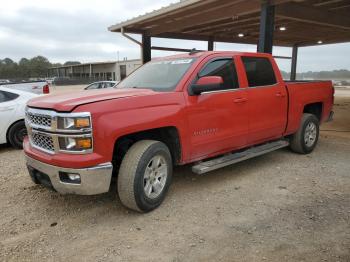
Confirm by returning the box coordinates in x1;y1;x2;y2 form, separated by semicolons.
0;88;349;262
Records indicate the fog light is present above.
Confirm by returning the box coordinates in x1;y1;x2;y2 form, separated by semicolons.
68;174;81;181
59;172;81;184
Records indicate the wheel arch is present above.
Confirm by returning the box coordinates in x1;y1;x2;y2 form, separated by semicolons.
303;102;323;121
112;126;182;172
6;118;25;143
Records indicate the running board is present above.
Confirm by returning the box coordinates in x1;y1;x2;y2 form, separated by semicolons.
192;140;289;175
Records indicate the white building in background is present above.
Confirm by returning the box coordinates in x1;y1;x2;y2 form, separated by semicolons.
48;59;142;81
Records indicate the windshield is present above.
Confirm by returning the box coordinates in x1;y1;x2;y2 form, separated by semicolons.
116;58;196;91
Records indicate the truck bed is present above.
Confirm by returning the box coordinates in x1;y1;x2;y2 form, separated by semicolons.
285;80;333;135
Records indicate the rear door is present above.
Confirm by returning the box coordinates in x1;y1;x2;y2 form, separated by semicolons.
186;57;249;161
240;56;288;144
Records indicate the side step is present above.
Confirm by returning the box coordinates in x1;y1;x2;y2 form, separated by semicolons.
192;140;289;175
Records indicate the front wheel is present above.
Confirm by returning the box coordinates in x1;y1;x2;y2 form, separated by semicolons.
117;140;173;212
8;121;27;149
290;113;320;154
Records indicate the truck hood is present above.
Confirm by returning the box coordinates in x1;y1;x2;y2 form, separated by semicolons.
27;88;155;112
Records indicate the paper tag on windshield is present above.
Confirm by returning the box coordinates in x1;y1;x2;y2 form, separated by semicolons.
171;59;193;64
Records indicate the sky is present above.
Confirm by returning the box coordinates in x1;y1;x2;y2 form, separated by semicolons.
0;0;349;72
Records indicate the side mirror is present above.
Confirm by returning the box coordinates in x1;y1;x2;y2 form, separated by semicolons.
190;76;224;95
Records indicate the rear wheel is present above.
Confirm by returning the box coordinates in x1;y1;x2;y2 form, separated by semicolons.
8;121;27;149
290;113;319;154
117;140;173;212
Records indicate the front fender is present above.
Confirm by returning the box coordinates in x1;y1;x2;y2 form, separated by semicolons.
74;92;189;164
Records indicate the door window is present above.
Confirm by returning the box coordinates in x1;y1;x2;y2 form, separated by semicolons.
199;59;239;90
86;83;101;90
106;82;115;88
242;57;277;87
0;91;19;103
0;91;6;102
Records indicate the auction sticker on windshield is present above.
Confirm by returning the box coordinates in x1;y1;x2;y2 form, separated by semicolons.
153;59;194;65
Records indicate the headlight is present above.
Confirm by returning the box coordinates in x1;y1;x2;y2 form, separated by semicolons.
57;116;91;131
59;136;93;152
56;113;93;153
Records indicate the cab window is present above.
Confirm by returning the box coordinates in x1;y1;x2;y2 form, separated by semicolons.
199;59;239;90
0;91;19;103
242;57;277;87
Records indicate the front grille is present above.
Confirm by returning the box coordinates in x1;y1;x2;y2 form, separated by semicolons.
25;107;92;155
31;133;54;153
26;112;52;128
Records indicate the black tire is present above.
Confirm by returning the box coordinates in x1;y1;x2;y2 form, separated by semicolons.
290;113;319;154
117;140;173;212
7;121;27;149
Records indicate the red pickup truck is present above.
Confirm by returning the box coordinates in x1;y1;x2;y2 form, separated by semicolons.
24;51;334;212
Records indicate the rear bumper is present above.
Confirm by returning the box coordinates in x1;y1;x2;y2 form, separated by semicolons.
25;155;113;195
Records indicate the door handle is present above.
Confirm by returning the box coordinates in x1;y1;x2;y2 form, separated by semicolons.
275;92;286;98
234;98;248;103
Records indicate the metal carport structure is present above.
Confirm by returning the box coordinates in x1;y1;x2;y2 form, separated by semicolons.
108;0;350;80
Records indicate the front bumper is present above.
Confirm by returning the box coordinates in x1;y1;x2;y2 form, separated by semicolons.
25;155;113;195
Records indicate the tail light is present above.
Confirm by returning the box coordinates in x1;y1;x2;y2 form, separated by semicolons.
43;84;50;94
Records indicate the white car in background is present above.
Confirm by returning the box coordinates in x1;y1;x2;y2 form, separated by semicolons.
84;81;118;90
2;81;50;95
0;79;11;84
0;87;38;149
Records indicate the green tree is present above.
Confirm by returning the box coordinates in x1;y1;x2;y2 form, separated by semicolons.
64;61;81;66
19;58;31;78
28;56;51;78
52;62;63;67
0;58;18;78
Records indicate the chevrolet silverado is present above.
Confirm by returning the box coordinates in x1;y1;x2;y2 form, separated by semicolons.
24;51;334;212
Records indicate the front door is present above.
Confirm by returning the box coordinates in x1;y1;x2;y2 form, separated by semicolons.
186;58;249;161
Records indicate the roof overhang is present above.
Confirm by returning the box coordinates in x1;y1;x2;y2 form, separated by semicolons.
109;0;350;47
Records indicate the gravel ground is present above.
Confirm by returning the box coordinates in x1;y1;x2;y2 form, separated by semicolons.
0;93;349;262
50;85;86;94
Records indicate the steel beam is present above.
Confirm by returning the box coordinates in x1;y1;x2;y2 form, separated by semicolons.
151;46;205;53
257;1;275;54
142;33;151;64
208;38;214;51
290;44;298;81
273;55;291;60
